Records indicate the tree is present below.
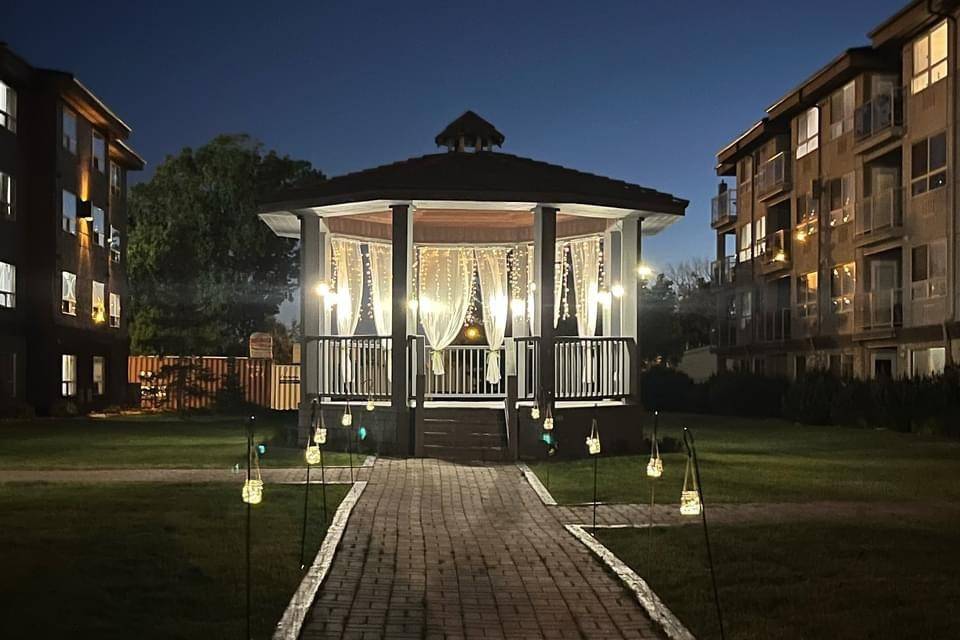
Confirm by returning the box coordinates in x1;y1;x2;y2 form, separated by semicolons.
128;135;325;356
639;274;684;364
667;258;716;350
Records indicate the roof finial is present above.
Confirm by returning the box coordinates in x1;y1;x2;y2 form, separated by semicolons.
435;111;505;152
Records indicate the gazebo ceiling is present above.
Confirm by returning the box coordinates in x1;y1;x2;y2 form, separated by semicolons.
259;112;687;240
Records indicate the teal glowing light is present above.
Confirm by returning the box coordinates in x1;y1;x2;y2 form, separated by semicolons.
257;444;267;456
357;426;368;441
541;432;554;446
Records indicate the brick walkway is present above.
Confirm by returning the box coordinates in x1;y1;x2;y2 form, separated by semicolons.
300;458;664;640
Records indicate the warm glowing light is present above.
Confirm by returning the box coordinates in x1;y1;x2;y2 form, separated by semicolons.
795;229;807;242
241;479;264;505
680;490;701;515
646;457;663;478
79;168;90;202
543;416;554;431
341;410;352;427
366;398;375;412
510;298;527;316
313;427;327;445
773;251;787;262
92;307;106;324
305;444;321;465
611;284;625;298
586;434;601;455
407;298;419;311
597;290;612;308
530;406;541;420
464;325;481;340
637;265;653;278
315;282;330;297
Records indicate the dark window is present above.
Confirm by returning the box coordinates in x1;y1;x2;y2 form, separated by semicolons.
912;133;947;196
912;245;929;282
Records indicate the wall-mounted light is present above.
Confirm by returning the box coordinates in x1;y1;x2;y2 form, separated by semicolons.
637;264;653;279
611;284;624;298
314;281;330;297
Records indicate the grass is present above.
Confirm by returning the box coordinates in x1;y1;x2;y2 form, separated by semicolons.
598;517;960;640
530;413;960;504
0;482;349;639
0;414;364;469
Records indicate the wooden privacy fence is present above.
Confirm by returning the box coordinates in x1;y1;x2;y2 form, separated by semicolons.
127;356;301;411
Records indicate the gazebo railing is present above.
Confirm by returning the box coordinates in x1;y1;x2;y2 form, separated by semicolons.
422;344;507;399
555;337;631;400
515;337;541;400
314;335;392;399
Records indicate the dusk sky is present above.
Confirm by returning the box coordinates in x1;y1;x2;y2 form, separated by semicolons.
9;0;903;278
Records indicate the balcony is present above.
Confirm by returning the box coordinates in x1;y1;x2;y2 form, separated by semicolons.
756;152;790;200
755;308;791;342
711;188;738;228
711;256;737;287
855;289;903;333
713;318;737;348
759;229;791;274
855;188;904;244
853;87;904;152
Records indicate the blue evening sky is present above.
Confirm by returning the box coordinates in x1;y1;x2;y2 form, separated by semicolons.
8;0;904;271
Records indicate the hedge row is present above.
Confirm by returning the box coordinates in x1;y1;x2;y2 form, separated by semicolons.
640;365;960;437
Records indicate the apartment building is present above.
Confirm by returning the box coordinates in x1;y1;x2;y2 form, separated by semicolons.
0;44;144;414
711;0;960;380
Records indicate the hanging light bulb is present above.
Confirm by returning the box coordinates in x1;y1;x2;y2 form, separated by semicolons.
530;405;541;421
407;298;419;311
637;264;653;278
241;479;264;505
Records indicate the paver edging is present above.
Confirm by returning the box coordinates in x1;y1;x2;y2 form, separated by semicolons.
272;480;368;640
565;523;696;640
517;461;557;505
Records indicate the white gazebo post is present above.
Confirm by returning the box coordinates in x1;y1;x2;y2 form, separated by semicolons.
390;203;414;454
603;223;622;337
298;214;331;443
533;205;558;409
620;214;643;402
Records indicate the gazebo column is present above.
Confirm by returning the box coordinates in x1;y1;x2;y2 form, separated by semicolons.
298;214;330;444
603;223;622;336
390;203;414;454
533;205;558;410
620;214;643;403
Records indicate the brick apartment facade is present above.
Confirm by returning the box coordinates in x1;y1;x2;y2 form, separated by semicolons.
0;44;143;414
712;0;960;379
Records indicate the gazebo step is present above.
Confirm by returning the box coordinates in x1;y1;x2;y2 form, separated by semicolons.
420;407;508;460
422;443;510;463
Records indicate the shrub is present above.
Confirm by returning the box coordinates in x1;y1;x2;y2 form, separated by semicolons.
0;401;35;420
640;366;695;412
49;398;79;418
782;370;843;425
706;371;787;417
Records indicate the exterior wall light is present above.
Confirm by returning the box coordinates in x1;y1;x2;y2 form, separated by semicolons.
637;265;653;278
610;284;625;298
315;282;330;297
597;290;612;308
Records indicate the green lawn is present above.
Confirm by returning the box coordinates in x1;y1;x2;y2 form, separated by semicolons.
598;517;960;640
531;413;960;504
0;482;349;639
0;414;362;469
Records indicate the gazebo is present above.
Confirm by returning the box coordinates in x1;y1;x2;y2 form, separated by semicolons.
259;112;686;460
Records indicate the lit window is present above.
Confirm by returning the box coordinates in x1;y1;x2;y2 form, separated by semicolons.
62;190;77;234
92;131;106;173
797;272;818;318
739;290;752;329
911;347;946;377
61;354;77;397
0;80;16;133
829;173;855;227
753;215;767;257
93;356;106;395
911;240;947;299
110;227;121;263
0;261;14;309
795;193;819;240
911;21;948;95
0;171;13;220
92;205;105;246
110;162;123;197
737;223;753;263
109;292;121;328
61;271;76;315
829;82;855;140
92;281;106;324
796;107;819;158
911;133;947;196
830;263;855;314
62;106;78;154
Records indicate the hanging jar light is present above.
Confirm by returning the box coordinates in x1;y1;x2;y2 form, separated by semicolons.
646;412;663;478
542;404;554;430
341;403;352;427
366;395;375;412
585;417;601;455
305;443;321;465
241;449;264;504
530;405;541;420
313;424;327;445
680;457;701;515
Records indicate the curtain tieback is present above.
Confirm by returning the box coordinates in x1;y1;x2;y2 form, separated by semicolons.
431;349;445;376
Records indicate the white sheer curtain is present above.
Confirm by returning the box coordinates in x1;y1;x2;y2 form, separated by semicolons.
367;243;392;336
418;246;475;375
525;243;566;333
0;262;14;304
332;238;363;386
570;236;601;382
476;247;508;384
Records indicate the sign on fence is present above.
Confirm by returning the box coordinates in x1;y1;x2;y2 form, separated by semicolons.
249;333;274;359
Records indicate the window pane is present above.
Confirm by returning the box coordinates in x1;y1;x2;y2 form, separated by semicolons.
807;107;819;136
912;245;929;282
912;139;929;178
830;178;841;210
929;133;947;170
931;22;948;64
930;241;947;277
914;35;930;74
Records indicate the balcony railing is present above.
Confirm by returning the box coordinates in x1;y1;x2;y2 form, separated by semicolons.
755;308;791;342
854;87;904;143
855;289;903;331
760;229;791;268
711;256;736;287
713;319;737;348
711;188;738;227
757;152;789;199
856;188;903;238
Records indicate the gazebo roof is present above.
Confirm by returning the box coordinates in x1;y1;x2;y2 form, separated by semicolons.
260;113;687;239
435;110;505;149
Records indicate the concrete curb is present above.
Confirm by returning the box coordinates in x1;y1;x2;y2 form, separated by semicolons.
516;462;556;506
565;524;695;640
272;480;368;640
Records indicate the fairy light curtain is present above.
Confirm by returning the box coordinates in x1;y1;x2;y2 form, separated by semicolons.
332;238;363;336
570;236;601;382
367;242;392;336
525;243;569;333
417;246;475;375
475;247;509;384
